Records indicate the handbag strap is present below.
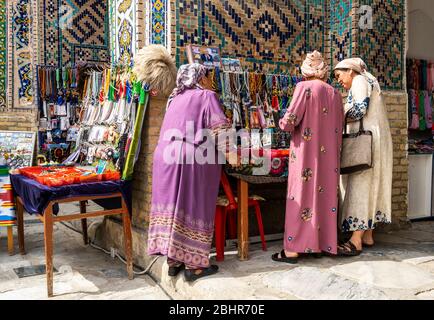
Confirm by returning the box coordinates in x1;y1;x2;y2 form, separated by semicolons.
344;114;365;134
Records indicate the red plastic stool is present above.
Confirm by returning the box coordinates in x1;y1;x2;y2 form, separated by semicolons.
214;172;266;261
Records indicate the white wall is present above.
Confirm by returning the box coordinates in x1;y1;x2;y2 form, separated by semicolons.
407;0;434;60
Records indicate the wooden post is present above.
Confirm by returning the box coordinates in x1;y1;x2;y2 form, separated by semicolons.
80;201;88;245
7;226;14;256
237;179;249;260
43;203;54;297
16;197;25;255
121;197;134;280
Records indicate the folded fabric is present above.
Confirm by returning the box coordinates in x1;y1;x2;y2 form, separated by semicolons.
424;91;433;129
409;89;419;129
418;90;427;130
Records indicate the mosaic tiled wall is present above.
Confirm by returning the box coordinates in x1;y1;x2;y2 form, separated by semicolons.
0;1;7;109
356;0;405;90
328;0;356;80
109;0;137;65
109;0;170;63
150;0;168;46
171;0;405;89
12;0;34;107
173;0;328;74
41;0;109;66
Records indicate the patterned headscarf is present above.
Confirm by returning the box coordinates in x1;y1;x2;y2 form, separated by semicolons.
166;63;208;109
334;58;381;93
300;50;329;80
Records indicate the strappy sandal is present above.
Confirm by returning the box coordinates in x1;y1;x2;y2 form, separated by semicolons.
337;241;362;257
271;250;298;264
168;263;185;277
184;265;219;282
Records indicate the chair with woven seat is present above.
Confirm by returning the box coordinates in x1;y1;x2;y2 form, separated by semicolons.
214;171;266;261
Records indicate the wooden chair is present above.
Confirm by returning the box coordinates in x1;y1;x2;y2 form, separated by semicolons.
214;172;266;261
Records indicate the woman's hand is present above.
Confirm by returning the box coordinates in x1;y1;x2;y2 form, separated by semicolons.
226;152;241;168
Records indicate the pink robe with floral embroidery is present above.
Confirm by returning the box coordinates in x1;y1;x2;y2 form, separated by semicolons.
280;80;343;255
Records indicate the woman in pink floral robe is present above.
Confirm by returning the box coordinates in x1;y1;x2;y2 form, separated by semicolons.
273;51;344;263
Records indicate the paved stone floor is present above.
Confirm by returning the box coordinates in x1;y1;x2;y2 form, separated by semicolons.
154;221;434;300
0;202;169;300
1;201;433;300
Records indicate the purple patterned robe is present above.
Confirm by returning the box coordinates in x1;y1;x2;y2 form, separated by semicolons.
147;89;228;268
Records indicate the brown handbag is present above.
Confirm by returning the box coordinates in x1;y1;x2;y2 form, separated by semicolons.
340;115;373;174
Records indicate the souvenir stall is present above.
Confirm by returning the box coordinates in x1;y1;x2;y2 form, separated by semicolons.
406;58;434;219
9;61;153;296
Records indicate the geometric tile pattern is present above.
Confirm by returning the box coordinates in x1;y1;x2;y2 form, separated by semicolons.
171;0;405;89
174;0;327;74
0;1;7;109
42;0;109;66
329;0;354;80
12;0;34;107
356;0;405;90
108;0;136;65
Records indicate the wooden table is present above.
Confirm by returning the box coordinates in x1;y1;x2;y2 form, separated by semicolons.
15;193;133;297
237;179;249;260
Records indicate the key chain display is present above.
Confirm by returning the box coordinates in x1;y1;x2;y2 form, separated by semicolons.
30;61;149;187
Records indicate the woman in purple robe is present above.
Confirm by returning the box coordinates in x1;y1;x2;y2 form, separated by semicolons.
147;64;231;282
273;51;344;263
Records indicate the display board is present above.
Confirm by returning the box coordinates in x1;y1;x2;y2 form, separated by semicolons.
0;131;36;169
0;131;36;226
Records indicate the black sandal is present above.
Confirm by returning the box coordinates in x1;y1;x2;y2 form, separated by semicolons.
271;250;298;264
168;263;185;277
184;265;219;282
337;241;362;257
363;242;375;248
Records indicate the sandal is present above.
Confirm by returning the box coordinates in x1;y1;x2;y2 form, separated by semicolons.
363;242;375;248
337;241;362;257
271;250;298;264
298;252;323;259
184;265;219;282
168;264;185;277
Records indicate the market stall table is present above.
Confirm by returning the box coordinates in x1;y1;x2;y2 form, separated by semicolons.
10;174;134;297
231;173;287;261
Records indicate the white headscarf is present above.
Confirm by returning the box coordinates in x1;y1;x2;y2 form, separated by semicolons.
334;58;381;93
300;50;329;80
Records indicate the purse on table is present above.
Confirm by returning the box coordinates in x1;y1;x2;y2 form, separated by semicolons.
340;115;373;174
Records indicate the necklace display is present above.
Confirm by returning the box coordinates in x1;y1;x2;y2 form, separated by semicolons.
37;66;81;163
63;64;145;175
217;69;302;149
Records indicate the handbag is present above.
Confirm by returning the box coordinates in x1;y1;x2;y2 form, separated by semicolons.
340;115;373;174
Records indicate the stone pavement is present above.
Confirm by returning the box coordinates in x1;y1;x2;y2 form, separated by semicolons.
151;221;434;300
0;202;169;300
1;200;433;300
